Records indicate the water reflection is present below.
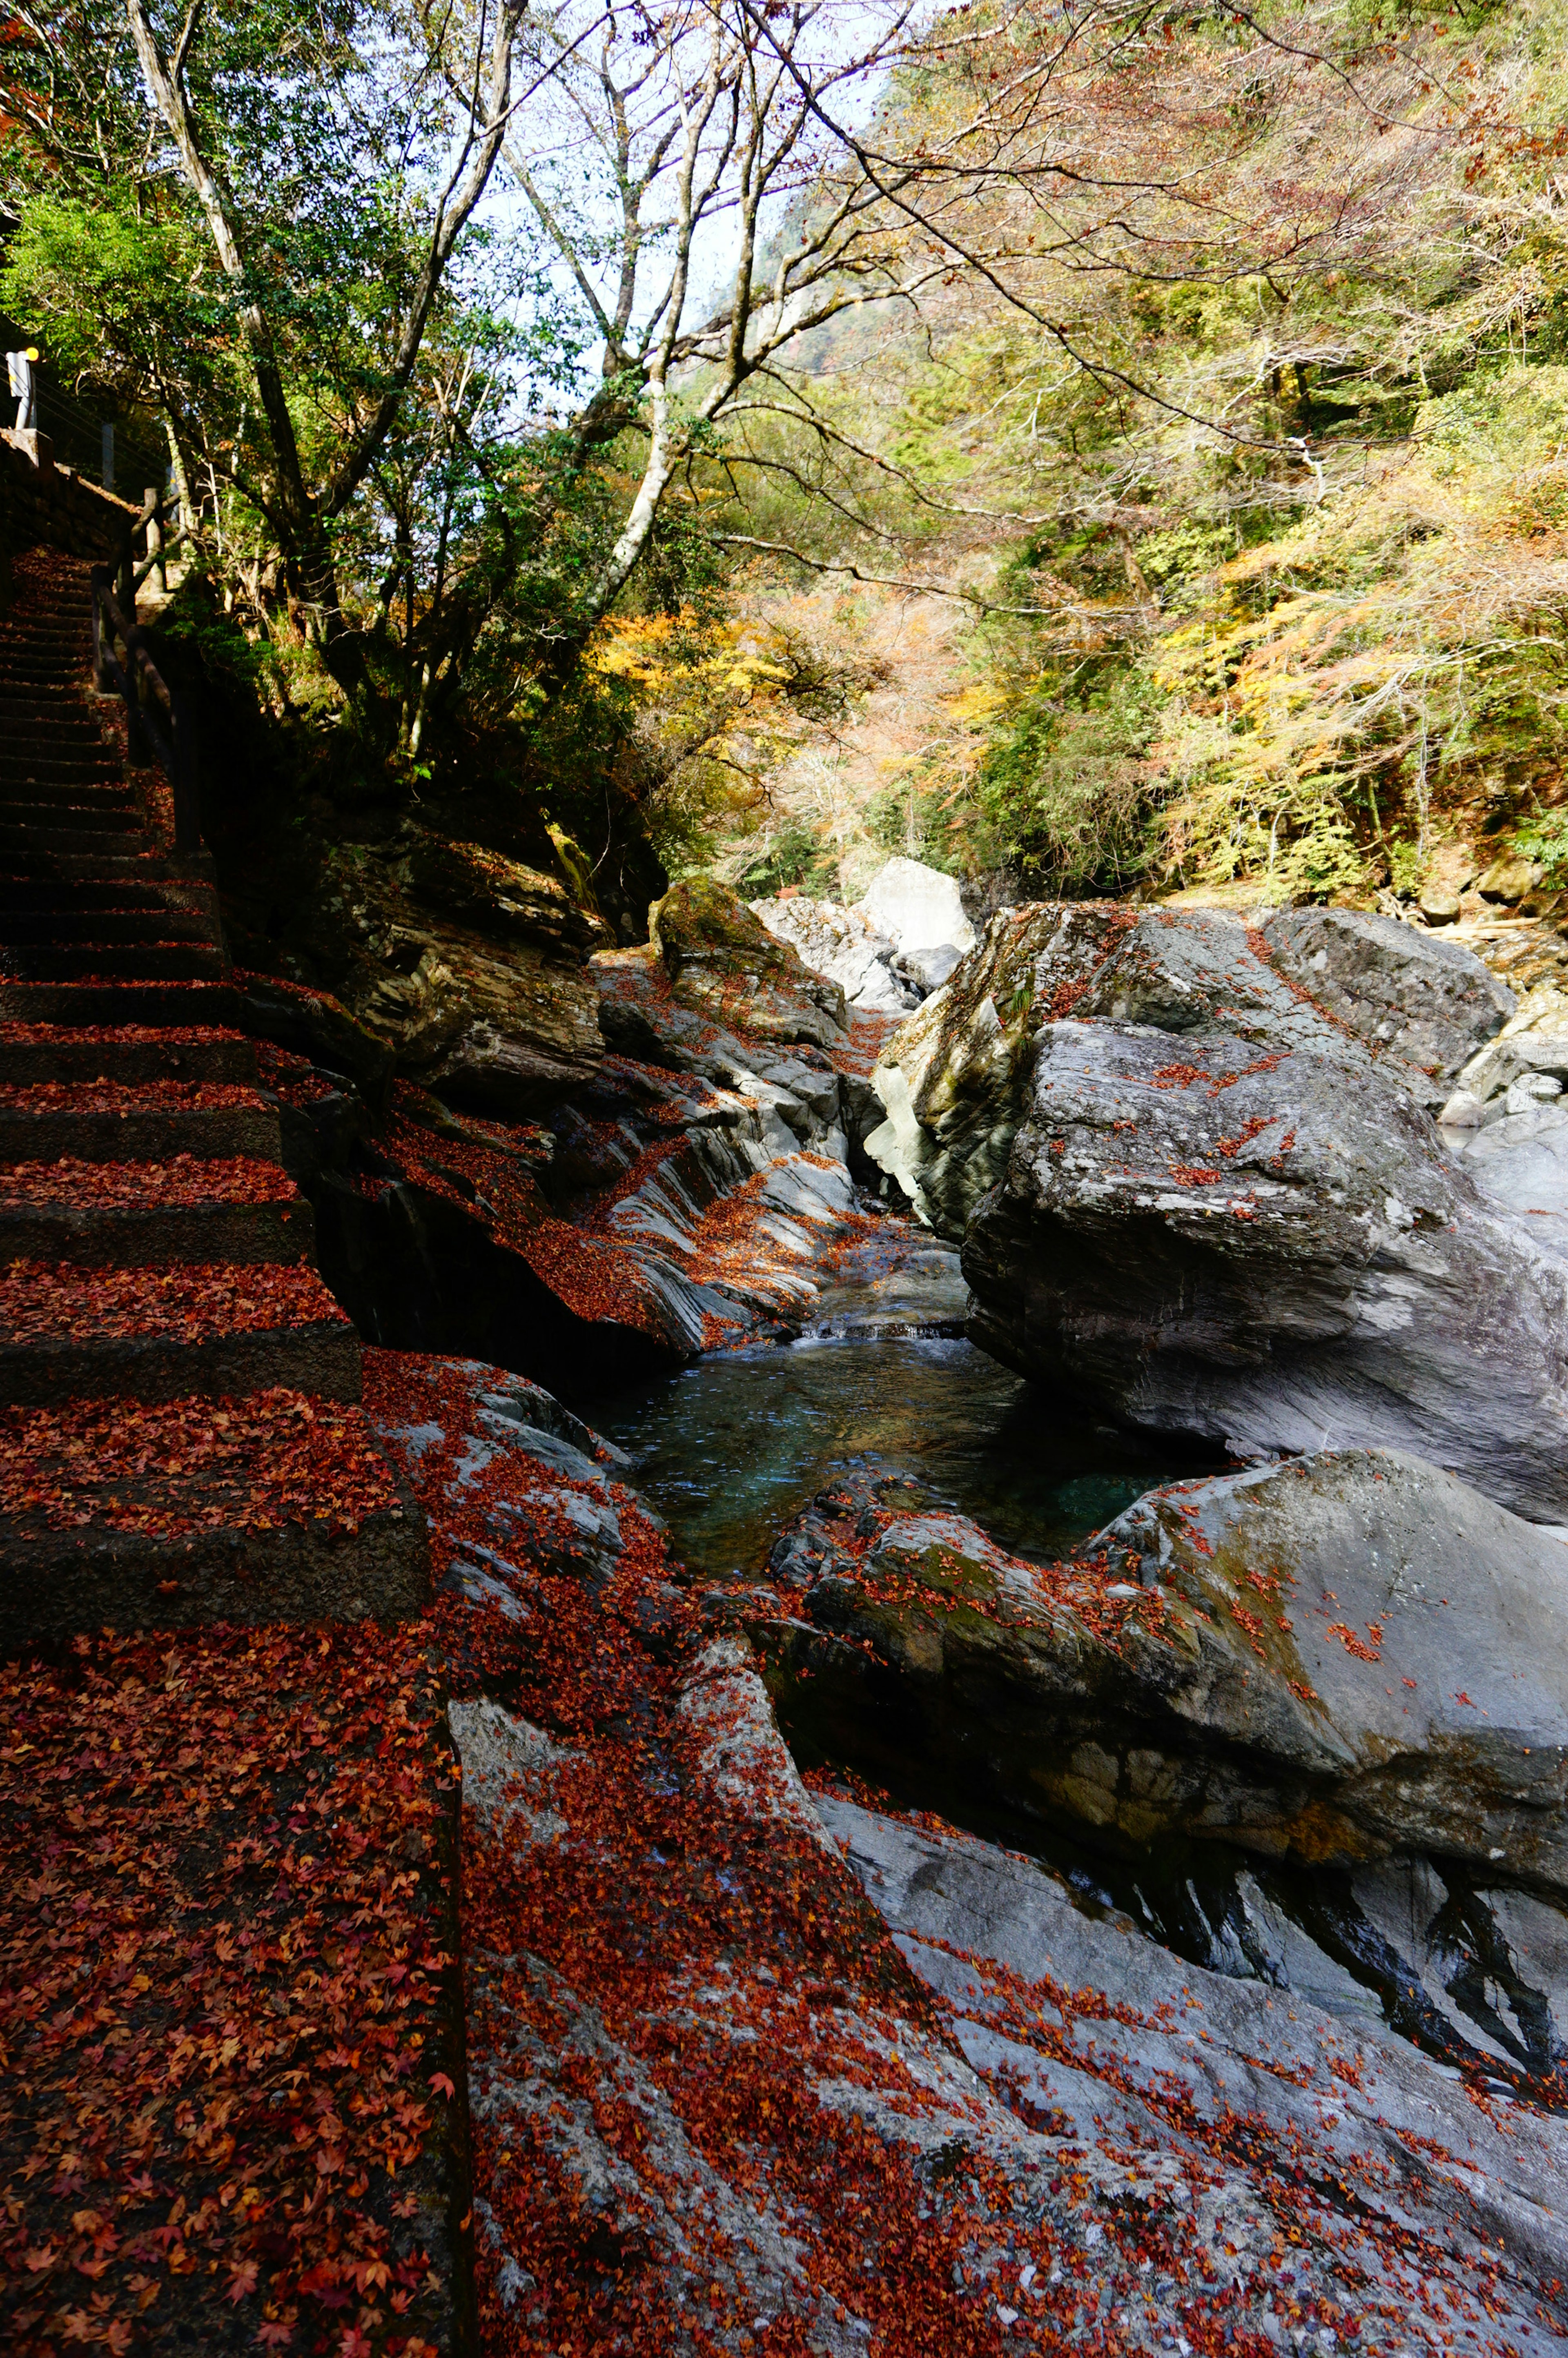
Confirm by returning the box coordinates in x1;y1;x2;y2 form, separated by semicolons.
588;1332;1201;1582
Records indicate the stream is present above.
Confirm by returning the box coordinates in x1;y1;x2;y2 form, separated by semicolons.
584;1259;1565;2083
590;1329;1192;1583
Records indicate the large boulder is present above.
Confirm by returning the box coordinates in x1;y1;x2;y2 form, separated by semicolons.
749;858;978;1011
294;837;608;1118
749;892;916;1014
866;904;1568;1512
1263;905;1514;1106
858;854;975;985
755;1449;1568;1892
650;874;849;1048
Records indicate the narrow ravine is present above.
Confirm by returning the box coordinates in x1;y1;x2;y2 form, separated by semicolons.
591;1235;1568;2101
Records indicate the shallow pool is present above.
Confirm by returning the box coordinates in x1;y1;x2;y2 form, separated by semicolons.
588;1328;1200;1582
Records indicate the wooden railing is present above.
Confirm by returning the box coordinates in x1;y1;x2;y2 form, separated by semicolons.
90;563;201;857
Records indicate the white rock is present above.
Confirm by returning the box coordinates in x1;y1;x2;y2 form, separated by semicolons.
1439;1088;1486;1127
857;857;976;958
750;893;915;1013
1506;1073;1564;1114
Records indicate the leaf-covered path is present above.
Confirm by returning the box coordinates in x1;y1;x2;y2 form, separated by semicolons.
0;548;467;2356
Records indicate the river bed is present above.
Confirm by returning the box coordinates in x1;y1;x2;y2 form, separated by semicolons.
583;1269;1567;2073
590;1329;1197;1584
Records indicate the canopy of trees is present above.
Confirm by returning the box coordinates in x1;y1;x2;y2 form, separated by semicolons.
2;0;1563;910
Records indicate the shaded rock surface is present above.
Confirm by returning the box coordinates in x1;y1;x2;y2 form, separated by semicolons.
752;1447;1568;1898
234;868;918;1399
864;902;1568;1514
278;825;611;1118
369;1354;1568;2356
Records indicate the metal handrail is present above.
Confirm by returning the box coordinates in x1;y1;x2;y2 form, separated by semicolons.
90;565;201;857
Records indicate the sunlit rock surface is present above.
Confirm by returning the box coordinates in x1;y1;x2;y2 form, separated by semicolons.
859;901;1568;1516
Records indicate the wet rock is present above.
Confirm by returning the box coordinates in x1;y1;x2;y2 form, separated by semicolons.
756;1450;1568;1894
650;874;849;1049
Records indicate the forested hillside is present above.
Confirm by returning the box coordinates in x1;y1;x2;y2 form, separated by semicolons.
4;0;1566;924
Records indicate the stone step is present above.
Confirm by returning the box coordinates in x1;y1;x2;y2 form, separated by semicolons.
0;1021;255;1087
0;875;215;915
0;775;136;806
0;714;107;744
0;1387;427;1643
0;909;218;947
0;1199;314;1271
0;942;226;983
0;1078;278;1162
0;1258;362;1407
0;849;214;888
0;750;123;787
0;670;90;696
0;690;99;714
0;978;242;1025
0;820;147;858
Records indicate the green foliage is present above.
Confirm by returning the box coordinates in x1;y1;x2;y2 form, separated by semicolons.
1512;812;1568;881
1;191;199;396
976;670;1157;892
732;821;839;898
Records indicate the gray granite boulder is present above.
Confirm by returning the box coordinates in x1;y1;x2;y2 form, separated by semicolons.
862;902;1568;1512
756;1449;1568;1893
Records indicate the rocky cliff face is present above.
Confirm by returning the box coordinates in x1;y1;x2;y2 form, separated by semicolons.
850;902;1568;1517
234;868;904;1398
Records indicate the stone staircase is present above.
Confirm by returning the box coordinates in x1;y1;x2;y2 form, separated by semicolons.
0;546;428;1648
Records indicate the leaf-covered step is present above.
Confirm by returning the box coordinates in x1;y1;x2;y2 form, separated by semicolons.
0;1075;278;1161
0;941;227;983
0;1149;313;1267
0;1614;463;2351
0;1256;362;1406
0;909;219;947
0;977;242;1025
0;1020;254;1087
0;1386;428;1639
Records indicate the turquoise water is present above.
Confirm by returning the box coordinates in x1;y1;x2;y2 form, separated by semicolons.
589;1331;1197;1583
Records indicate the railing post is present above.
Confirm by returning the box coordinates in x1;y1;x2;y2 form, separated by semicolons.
89;568;112;693
145;487;165;596
171;693;200;857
